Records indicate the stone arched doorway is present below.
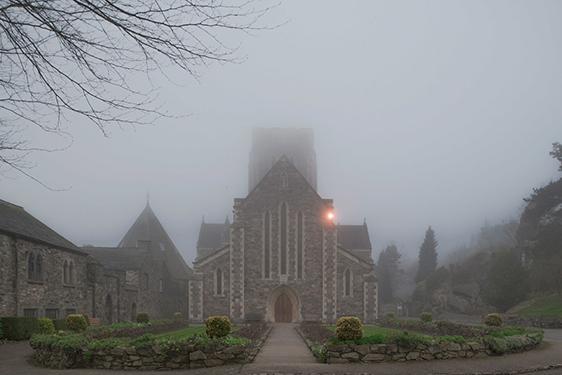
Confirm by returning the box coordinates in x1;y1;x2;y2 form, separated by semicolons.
267;286;300;322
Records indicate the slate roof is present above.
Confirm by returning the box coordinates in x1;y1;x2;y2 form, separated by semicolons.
118;202;192;279
337;224;372;250
82;246;148;270
0;199;80;252
197;222;230;250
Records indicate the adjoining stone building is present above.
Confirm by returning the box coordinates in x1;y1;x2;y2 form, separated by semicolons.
0;199;191;322
190;128;378;324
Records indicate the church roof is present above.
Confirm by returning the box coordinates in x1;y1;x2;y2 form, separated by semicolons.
337;224;372;250
118;202;192;279
0;199;81;253
82;246;148;270
197;222;230;250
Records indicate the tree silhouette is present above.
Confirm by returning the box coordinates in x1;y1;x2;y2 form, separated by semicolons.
416;226;438;282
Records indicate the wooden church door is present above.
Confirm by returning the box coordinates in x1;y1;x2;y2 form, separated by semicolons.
274;293;293;322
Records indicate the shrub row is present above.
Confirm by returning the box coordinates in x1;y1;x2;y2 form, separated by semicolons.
0;317;41;340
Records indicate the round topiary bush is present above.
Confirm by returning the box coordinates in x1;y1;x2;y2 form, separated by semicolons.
335;316;363;341
37;318;55;335
420;312;433;323
65;314;88;332
136;313;150;324
205;316;232;338
484;313;503;327
173;312;183;322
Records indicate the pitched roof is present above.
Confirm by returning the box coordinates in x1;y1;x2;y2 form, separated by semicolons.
197;222;230;250
82;246;148;270
118;202;192;279
0;199;80;252
337;224;372;250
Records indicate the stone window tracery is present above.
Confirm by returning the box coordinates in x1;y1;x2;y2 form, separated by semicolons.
280;202;288;275
263;211;271;279
344;268;352;297
215;268;224;296
297;211;304;279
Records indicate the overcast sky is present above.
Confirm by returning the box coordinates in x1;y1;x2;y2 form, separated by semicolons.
2;0;561;265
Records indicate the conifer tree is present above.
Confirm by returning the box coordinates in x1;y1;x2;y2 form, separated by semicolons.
377;244;401;303
416;226;438;282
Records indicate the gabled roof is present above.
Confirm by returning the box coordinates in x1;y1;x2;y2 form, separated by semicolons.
118;202;192;279
0;199;81;252
197;222;230;250
337;224;372;250
82;246;148;270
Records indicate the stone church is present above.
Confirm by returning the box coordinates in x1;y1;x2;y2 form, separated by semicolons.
0;127;377;324
190;128;378;323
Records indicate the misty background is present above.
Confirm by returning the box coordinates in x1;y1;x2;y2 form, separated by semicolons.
1;0;561;265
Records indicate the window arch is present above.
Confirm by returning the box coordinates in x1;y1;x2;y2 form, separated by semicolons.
263;211;271;279
215;268;224;296
279;202;288;275
343;268;352;297
69;261;74;284
281;172;289;188
28;253;42;281
296;211;304;279
63;260;69;284
28;253;35;280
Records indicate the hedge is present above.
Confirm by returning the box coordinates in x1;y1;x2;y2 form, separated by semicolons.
335;316;363;341
0;317;41;340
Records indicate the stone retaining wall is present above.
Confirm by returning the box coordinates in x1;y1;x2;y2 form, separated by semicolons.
503;315;562;329
32;327;271;370
296;327;542;364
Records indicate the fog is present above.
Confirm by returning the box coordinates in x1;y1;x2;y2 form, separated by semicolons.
1;0;561;265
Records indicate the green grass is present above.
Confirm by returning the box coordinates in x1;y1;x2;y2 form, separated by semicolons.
154;325;204;339
515;295;562;318
328;325;433;346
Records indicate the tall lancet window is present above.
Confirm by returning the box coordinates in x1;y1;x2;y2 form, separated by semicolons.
263;211;271;279
215;268;223;296
344;268;352;297
297;211;304;279
280;202;288;275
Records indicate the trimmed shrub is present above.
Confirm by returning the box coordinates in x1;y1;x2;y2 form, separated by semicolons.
484;313;503;327
82;314;90;326
420;312;433;323
136;313;150;324
66;314;88;332
385;312;396;320
205;316;232;338
38;318;55;335
335;316;363;341
0;317;41;340
173;312;183;322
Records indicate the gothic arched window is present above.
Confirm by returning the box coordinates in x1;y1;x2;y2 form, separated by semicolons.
36;255;42;280
263;211;271;279
215;268;223;296
344;268;352;297
297;211;304;279
27;253;35;280
281;172;289;188
280;202;288;275
63;260;69;284
69;261;74;284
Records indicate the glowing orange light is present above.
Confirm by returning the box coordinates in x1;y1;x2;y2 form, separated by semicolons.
326;211;335;221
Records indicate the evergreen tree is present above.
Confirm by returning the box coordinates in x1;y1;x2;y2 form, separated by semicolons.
415;226;438;282
550;142;562;171
482;249;528;312
377;244;401;303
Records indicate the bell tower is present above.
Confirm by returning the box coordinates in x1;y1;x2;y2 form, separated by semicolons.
248;128;317;192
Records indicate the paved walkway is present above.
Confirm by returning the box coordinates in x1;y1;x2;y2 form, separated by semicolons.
251;323;316;365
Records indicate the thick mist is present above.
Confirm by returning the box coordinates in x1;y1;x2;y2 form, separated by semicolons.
1;0;561;265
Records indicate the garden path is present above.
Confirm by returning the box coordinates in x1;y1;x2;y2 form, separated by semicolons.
252;323;316;365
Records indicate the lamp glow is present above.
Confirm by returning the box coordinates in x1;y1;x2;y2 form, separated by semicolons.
326;211;335;221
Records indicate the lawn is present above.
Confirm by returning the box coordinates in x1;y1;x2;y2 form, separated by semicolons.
154;325;205;339
514;294;562;318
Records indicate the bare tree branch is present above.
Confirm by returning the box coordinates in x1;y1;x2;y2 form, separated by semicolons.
0;0;275;182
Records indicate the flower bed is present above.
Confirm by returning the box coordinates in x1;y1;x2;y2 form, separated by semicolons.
297;321;543;364
30;322;271;370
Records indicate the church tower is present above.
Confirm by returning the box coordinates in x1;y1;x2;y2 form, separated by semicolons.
248;127;317;192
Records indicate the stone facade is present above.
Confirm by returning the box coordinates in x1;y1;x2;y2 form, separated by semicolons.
0;199;191;323
191;157;378;323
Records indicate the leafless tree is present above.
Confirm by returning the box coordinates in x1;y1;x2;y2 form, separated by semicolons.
0;0;273;182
